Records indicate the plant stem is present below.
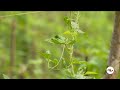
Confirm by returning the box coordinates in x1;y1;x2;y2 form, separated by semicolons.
60;45;65;61
51;44;65;69
70;45;75;75
76;12;80;23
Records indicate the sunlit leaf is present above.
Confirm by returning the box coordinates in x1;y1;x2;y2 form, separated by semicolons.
71;21;79;30
71;21;84;34
63;31;71;35
77;29;84;34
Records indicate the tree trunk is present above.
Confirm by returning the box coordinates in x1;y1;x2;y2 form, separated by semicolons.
104;11;120;79
10;19;16;78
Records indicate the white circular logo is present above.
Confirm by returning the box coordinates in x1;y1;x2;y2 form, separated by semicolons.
106;66;114;74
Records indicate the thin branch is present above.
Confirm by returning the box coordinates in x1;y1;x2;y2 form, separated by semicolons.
0;11;41;18
50;45;65;69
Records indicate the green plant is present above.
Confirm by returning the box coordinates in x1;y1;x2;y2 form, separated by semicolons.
42;12;98;79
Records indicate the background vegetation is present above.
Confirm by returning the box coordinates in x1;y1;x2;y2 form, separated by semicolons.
0;11;114;79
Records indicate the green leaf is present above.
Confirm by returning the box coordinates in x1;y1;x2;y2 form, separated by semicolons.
50;35;66;44
64;17;71;28
84;71;98;75
46;50;51;55
63;31;71;35
3;74;10;79
77;29;84;34
55;35;65;40
41;50;51;59
51;38;64;44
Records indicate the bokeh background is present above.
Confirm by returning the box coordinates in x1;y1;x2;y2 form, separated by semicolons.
0;11;114;79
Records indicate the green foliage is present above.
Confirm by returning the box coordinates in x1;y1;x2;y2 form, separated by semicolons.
42;14;99;79
0;11;114;79
49;35;66;44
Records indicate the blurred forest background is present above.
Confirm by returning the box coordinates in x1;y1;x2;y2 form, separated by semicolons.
0;11;114;79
